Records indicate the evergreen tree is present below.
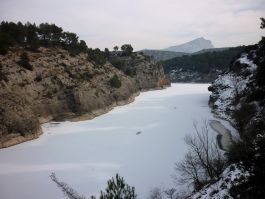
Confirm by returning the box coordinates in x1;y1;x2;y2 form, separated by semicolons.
113;46;119;51
121;44;133;56
99;174;137;199
38;23;52;45
17;52;33;70
78;40;88;52
51;173;137;199
104;48;110;58
109;74;121;88
26;23;39;51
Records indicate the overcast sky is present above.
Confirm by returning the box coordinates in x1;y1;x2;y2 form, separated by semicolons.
0;0;264;50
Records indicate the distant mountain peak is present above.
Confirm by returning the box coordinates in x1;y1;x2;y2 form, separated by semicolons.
163;37;214;53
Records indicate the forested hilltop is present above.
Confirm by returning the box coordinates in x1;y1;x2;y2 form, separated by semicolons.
0;21;170;148
162;46;245;82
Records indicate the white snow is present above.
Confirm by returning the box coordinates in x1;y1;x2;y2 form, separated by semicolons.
238;54;257;72
0;84;235;199
211;54;258;121
191;164;250;199
213;74;237;119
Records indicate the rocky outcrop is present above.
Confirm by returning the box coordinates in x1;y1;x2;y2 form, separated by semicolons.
0;47;170;148
205;38;265;199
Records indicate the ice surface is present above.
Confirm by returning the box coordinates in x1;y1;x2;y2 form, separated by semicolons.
0;84;235;199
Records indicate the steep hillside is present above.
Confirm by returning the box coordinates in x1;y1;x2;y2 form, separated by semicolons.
192;47;230;55
138;49;187;61
163;46;245;82
198;35;265;198
0;47;169;148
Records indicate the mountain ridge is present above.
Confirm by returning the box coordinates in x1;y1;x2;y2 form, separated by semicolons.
163;37;214;53
140;37;216;61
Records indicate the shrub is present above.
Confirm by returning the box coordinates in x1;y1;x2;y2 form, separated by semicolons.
0;63;8;82
125;67;136;77
121;44;133;56
0;46;8;55
104;48;110;58
110;59;125;71
0;32;10;55
34;75;42;82
109;74;121;88
233;103;257;133
17;52;33;71
87;48;106;66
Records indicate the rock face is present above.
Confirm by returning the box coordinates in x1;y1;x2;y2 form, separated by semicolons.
205;39;265;199
163;37;214;53
0;47;170;148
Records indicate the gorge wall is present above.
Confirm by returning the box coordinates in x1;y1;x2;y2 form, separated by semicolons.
0;47;169;148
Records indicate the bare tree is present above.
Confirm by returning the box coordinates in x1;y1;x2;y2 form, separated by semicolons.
164;188;176;199
149;187;163;199
175;121;226;191
50;172;86;199
149;187;187;199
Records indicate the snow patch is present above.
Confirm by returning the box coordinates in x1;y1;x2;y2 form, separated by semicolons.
191;164;250;199
238;54;257;72
210;53;258;121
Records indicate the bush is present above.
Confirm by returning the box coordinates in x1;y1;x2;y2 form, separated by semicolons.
34;75;42;82
227;140;252;166
17;52;33;71
233;103;257;133
121;44;133;56
0;46;8;55
110;59;126;71
109;74;121;88
229;134;265;199
0;32;9;55
87;48;106;65
125;67;136;77
0;63;8;82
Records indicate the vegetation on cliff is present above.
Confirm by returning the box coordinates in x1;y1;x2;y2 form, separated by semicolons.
163;46;245;74
0;21;169;148
162;46;245;82
204;18;265;199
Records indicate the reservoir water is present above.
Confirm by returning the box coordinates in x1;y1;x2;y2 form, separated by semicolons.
0;84;235;199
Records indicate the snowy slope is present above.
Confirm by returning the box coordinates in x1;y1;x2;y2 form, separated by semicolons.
205;37;265;199
209;53;258;121
191;164;250;199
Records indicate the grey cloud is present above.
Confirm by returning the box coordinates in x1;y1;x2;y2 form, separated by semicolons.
0;0;264;50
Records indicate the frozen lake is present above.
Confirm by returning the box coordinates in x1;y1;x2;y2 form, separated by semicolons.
0;84;233;199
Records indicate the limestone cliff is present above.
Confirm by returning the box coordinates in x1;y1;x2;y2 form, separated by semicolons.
0;47;170;148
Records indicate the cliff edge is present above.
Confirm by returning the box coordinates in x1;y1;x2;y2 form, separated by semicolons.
0;47;170;148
